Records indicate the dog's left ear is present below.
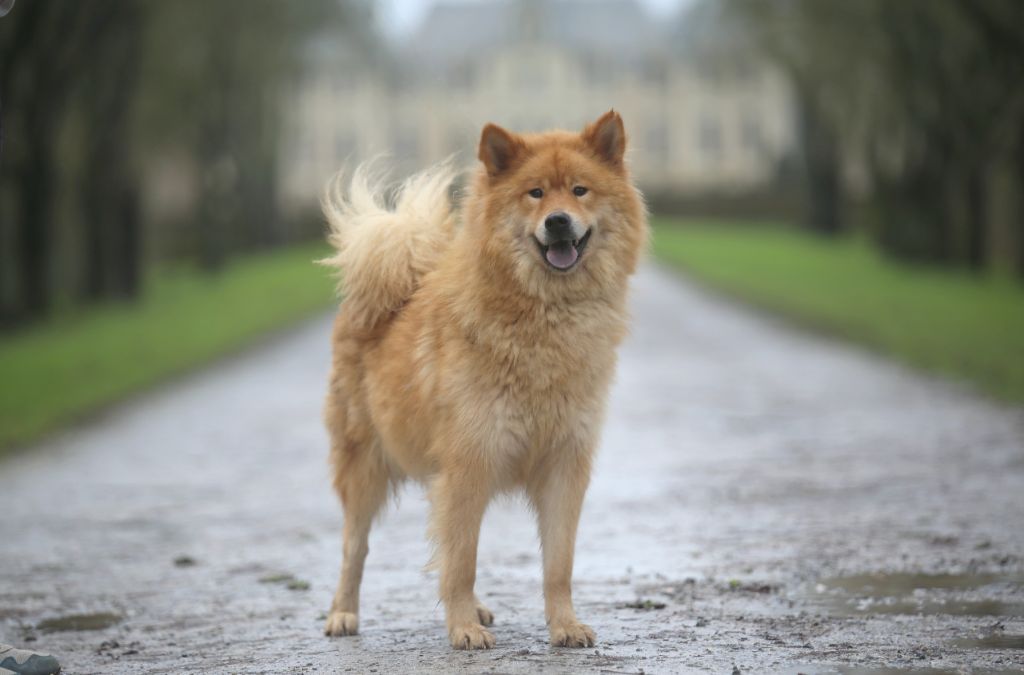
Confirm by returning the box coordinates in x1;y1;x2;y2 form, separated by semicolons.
582;110;626;168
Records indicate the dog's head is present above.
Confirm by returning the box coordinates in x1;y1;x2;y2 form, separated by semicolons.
465;111;648;301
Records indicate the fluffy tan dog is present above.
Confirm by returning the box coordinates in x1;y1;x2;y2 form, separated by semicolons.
320;111;647;650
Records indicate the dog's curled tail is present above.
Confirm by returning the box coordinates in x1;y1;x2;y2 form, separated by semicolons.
320;160;457;329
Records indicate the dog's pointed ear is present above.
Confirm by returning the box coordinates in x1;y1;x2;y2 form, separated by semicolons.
582;110;626;168
479;123;524;177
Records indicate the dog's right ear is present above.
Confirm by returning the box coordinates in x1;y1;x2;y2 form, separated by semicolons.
479;123;524;177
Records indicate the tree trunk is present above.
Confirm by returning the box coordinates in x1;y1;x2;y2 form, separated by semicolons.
113;185;142;299
1019;117;1024;280
795;84;843;236
79;4;144;303
81;172;107;302
964;165;988;271
17;142;55;317
196;30;236;272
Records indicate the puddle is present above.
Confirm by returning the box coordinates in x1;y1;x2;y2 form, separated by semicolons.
788;668;1023;675
790;669;959;675
258;573;310;591
37;612;122;632
822;598;1023;617
805;572;1024;618
835;670;959;675
952;634;1024;649
623;599;667;610
821;573;1016;594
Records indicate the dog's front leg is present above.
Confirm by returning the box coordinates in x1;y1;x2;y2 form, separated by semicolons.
430;465;495;649
528;449;596;647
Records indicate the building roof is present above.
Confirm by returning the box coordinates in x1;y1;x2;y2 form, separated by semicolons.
404;0;667;71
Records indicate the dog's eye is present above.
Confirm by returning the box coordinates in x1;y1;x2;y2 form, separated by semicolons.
528;188;543;199
573;186;589;197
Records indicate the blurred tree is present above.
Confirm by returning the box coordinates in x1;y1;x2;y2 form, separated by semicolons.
718;0;1024;273
78;0;146;302
136;0;359;270
951;0;1024;278
862;0;1024;269
0;3;105;321
714;0;864;237
0;0;367;327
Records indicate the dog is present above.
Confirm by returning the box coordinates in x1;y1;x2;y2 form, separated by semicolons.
320;111;647;650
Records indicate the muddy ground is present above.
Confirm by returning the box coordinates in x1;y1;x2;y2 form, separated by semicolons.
1;264;1022;674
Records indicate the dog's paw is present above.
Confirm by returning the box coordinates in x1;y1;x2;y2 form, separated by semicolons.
324;611;359;637
449;623;496;650
476;601;495;627
550;620;596;648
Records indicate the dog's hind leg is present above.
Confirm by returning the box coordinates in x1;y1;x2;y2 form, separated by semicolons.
473;594;494;626
324;402;390;637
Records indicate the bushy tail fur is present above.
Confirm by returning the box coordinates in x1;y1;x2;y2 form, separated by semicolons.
320;160;458;329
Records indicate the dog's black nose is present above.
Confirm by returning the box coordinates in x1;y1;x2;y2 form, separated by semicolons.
544;212;573;238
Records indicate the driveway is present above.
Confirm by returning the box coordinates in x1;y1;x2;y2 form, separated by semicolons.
1;264;1022;673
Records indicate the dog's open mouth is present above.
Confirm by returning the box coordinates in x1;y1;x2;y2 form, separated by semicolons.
535;228;592;271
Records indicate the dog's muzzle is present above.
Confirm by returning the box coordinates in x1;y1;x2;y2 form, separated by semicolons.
535;212;591;271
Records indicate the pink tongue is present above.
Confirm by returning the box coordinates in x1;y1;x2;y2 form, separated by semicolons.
545;241;578;269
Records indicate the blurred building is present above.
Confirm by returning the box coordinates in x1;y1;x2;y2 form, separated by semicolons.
280;0;796;212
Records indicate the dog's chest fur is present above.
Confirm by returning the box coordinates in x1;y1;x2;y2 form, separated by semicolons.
365;260;631;480
470;299;622;393
440;293;626;466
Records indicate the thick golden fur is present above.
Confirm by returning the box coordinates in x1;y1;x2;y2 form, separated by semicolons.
321;111;648;649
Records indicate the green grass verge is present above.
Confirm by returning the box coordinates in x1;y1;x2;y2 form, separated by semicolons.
0;243;336;453
651;218;1024;404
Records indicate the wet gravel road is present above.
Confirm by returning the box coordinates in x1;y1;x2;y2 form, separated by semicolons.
1;264;1023;674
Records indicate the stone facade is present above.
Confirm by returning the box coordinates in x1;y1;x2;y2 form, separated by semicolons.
280;0;795;211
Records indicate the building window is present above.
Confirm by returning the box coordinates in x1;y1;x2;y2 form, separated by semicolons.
741;115;763;155
584;54;613;86
446;128;466;156
296;129;317;162
646;123;669;167
335;134;356;160
332;75;354;96
699;115;722;162
515;63;546;90
395;127;419;160
642;59;667;87
449;63;475;90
